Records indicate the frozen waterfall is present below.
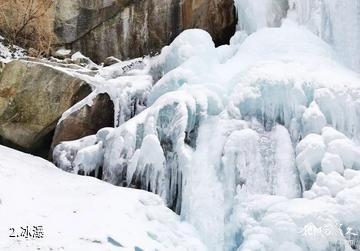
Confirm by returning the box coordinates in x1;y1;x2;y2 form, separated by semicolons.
290;0;360;72
234;0;360;72
53;1;360;250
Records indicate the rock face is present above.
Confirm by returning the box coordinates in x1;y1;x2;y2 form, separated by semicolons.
54;0;236;62
0;60;91;157
51;93;114;155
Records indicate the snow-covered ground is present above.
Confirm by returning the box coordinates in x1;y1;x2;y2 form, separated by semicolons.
0;36;25;63
0;145;205;251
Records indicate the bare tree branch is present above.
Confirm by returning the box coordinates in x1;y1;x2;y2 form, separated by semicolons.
0;0;56;56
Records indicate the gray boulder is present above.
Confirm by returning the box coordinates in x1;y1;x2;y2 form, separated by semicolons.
0;60;91;156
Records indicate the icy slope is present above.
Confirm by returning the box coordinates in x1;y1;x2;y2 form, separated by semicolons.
0;145;205;251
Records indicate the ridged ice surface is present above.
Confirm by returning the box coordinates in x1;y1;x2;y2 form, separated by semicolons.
235;0;360;72
289;0;360;72
53;1;360;250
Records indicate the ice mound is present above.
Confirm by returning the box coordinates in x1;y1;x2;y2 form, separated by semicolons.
227;176;360;251
296;127;360;192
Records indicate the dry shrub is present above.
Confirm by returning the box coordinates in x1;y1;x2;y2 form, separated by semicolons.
0;0;57;56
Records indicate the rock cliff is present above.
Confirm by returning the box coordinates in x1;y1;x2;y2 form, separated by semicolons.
54;0;236;62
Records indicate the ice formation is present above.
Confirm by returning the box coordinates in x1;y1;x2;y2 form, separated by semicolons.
52;1;360;250
28;54;153;129
288;0;360;72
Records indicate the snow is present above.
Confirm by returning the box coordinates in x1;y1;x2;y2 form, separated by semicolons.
0;36;25;63
0;145;206;251
56;48;71;56
154;29;217;74
70;51;98;69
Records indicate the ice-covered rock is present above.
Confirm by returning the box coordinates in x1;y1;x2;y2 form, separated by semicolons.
54;48;72;59
54;89;205;212
103;56;121;67
70;52;98;69
49;56;153;154
0;60;91;157
50;93;114;156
